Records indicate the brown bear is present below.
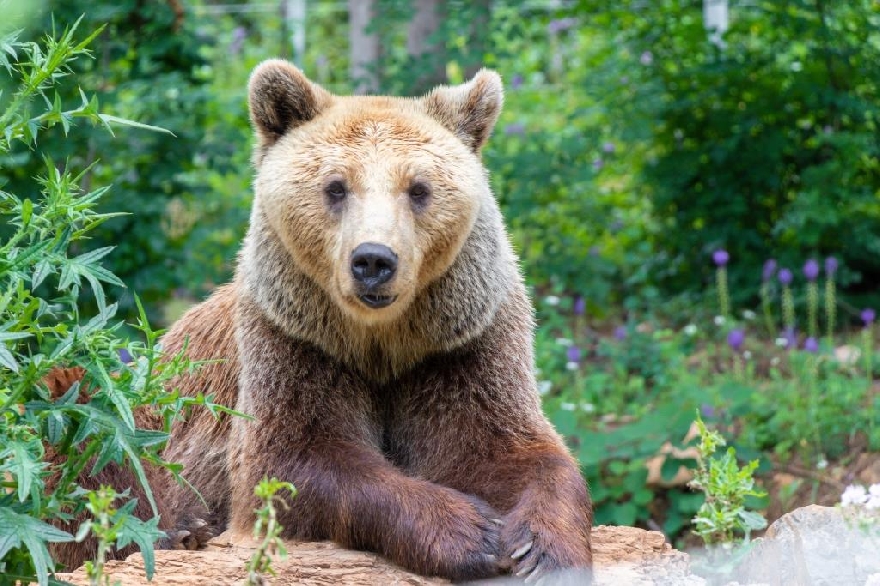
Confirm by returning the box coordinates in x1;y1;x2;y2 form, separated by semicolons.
53;60;593;582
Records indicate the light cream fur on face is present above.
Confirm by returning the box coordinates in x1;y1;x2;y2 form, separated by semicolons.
252;73;500;326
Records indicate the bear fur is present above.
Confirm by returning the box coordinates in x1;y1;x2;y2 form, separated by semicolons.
50;61;593;582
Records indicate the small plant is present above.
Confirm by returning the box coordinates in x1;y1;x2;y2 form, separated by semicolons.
75;486;163;586
689;414;767;546
245;477;297;586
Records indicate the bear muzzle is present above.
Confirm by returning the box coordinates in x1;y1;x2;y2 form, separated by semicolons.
351;242;399;309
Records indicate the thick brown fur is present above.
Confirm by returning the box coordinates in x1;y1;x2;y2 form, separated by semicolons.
49;61;592;581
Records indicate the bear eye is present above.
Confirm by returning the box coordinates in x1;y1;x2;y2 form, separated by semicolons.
324;180;347;203
408;182;431;202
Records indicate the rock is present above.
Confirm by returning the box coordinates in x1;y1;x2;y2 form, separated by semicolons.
56;525;701;586
735;505;880;586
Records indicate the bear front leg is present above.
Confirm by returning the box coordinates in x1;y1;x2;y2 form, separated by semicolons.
394;297;592;582
227;304;502;581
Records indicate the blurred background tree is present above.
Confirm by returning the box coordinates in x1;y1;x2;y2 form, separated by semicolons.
5;0;876;325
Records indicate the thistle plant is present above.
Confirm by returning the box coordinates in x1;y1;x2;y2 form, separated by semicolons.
778;268;795;347
803;259;819;339
713;250;730;320
760;259;777;336
0;20;239;584
727;328;745;381
245;477;298;586
824;257;838;343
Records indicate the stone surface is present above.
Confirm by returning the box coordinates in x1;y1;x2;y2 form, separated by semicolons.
735;505;880;586
56;525;698;586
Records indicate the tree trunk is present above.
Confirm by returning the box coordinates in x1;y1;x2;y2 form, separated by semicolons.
406;0;446;95
348;0;380;95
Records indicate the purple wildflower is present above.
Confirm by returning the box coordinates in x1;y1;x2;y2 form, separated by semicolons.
614;326;627;341
825;256;838;277
510;73;524;90
640;50;654;66
700;404;715;418
566;344;581;363
803;259;819;281
778;268;793;285
504;122;525;136
862;308;876;326
713;250;729;267
762;259;777;282
230;26;247;55
727;329;745;351
610;219;623;234
592;158;604;171
602;142;616;154
547;18;577;34
118;348;132;363
589;246;601;257
784;326;797;350
804;337;819;353
573;296;586;316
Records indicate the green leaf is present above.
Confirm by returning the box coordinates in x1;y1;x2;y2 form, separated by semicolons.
0;342;20;372
97;114;175;136
0;507;74;585
115;513;164;579
9;443;42;503
95;360;135;430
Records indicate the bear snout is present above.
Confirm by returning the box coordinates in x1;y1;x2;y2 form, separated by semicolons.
351;242;399;308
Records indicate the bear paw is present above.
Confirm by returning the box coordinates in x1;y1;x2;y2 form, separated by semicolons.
500;512;592;584
417;492;503;582
158;517;214;551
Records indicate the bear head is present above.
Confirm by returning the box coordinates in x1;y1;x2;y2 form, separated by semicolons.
247;60;503;326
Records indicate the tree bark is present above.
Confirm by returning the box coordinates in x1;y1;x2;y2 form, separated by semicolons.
348;0;380;95
406;0;447;95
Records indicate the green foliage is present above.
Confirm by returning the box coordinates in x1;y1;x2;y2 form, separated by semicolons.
1;1;249;324
689;416;767;546
245;477;298;586
537;254;878;543
76;486;163;586
575;0;880;308
0;20;240;583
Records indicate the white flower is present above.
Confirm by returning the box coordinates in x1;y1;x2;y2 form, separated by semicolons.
869;484;880;498
771;356;781;366
683;324;698;336
866;496;880;510
840;484;868;507
538;381;552;395
566;361;578;371
742;310;756;321
775;337;789;347
555;337;573;346
817;456;828;470
560;402;576;411
580;403;595;413
714;315;726;326
743;350;753;361
545;295;560;306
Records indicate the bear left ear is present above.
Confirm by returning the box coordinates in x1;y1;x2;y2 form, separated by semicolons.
248;59;332;149
421;69;504;152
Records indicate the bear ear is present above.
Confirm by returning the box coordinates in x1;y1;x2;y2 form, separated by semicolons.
421;69;504;152
248;59;332;148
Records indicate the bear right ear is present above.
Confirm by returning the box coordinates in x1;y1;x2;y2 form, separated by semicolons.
248;59;331;149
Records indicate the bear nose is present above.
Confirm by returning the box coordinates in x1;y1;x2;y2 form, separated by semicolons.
351;243;398;286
